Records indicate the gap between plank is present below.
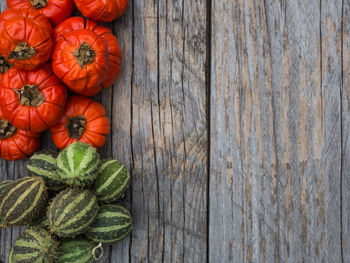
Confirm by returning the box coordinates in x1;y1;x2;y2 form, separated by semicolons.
206;0;212;262
340;0;344;262
128;0;136;261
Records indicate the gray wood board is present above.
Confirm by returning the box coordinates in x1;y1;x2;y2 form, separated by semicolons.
130;0;208;262
210;0;344;262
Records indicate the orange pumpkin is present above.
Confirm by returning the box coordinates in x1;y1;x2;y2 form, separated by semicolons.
0;8;53;70
52;29;109;96
6;0;74;26
50;96;110;149
74;0;128;22
0;65;68;132
54;17;122;89
0;108;40;161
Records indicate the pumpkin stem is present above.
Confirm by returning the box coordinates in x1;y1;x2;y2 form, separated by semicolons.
66;115;86;139
29;0;47;8
0;119;16;139
8;42;35;60
73;42;95;68
0;56;12;74
14;85;45;107
92;242;104;261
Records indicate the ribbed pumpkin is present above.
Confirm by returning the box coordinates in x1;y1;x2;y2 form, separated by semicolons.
0;8;53;70
48;188;99;237
93;159;130;203
0;65;68;133
10;227;59;262
52;29;109;96
0;177;47;226
0;108;40;161
6;0;74;26
54;16;122;89
74;0;128;22
50;96;110;149
56;142;100;186
57;238;99;263
27;150;65;191
86;205;132;244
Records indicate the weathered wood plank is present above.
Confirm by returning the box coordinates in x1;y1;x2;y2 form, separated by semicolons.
319;1;343;261
342;0;350;261
108;1;134;262
131;0;207;262
209;0;343;262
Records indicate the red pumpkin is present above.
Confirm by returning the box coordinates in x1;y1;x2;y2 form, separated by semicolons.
0;65;68;132
0;108;40;161
50;96;110;149
74;0;128;22
54;16;122;89
6;0;74;26
0;8;53;70
52;29;109;96
0;8;52;33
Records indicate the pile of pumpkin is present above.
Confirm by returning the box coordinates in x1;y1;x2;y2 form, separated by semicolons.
1;141;132;262
0;0;128;160
0;0;132;261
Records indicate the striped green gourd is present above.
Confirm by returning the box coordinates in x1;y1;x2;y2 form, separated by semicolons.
27;213;49;229
93;159;130;203
48;188;98;237
0;180;13;195
0;177;48;226
10;227;59;263
56;142;100;186
0;180;14;224
9;248;15;263
27;150;65;191
85;205;132;244
57;238;99;263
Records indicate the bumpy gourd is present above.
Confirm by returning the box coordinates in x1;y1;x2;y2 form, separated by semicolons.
27;150;65;191
48;188;98;237
0;180;13;195
86;204;132;244
0;177;47;226
10;227;59;263
56;142;100;186
93;159;130;203
57;238;99;263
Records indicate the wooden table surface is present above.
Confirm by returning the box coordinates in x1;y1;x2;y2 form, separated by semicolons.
1;0;349;262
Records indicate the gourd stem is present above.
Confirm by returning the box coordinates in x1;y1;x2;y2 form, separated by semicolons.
92;242;104;261
29;0;47;8
8;42;35;60
0;119;16;139
73;42;95;68
14;85;45;107
0;56;12;74
66;115;86;139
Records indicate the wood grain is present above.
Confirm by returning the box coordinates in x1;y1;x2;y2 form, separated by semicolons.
131;0;207;262
103;0;134;261
209;0;343;262
342;0;350;261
